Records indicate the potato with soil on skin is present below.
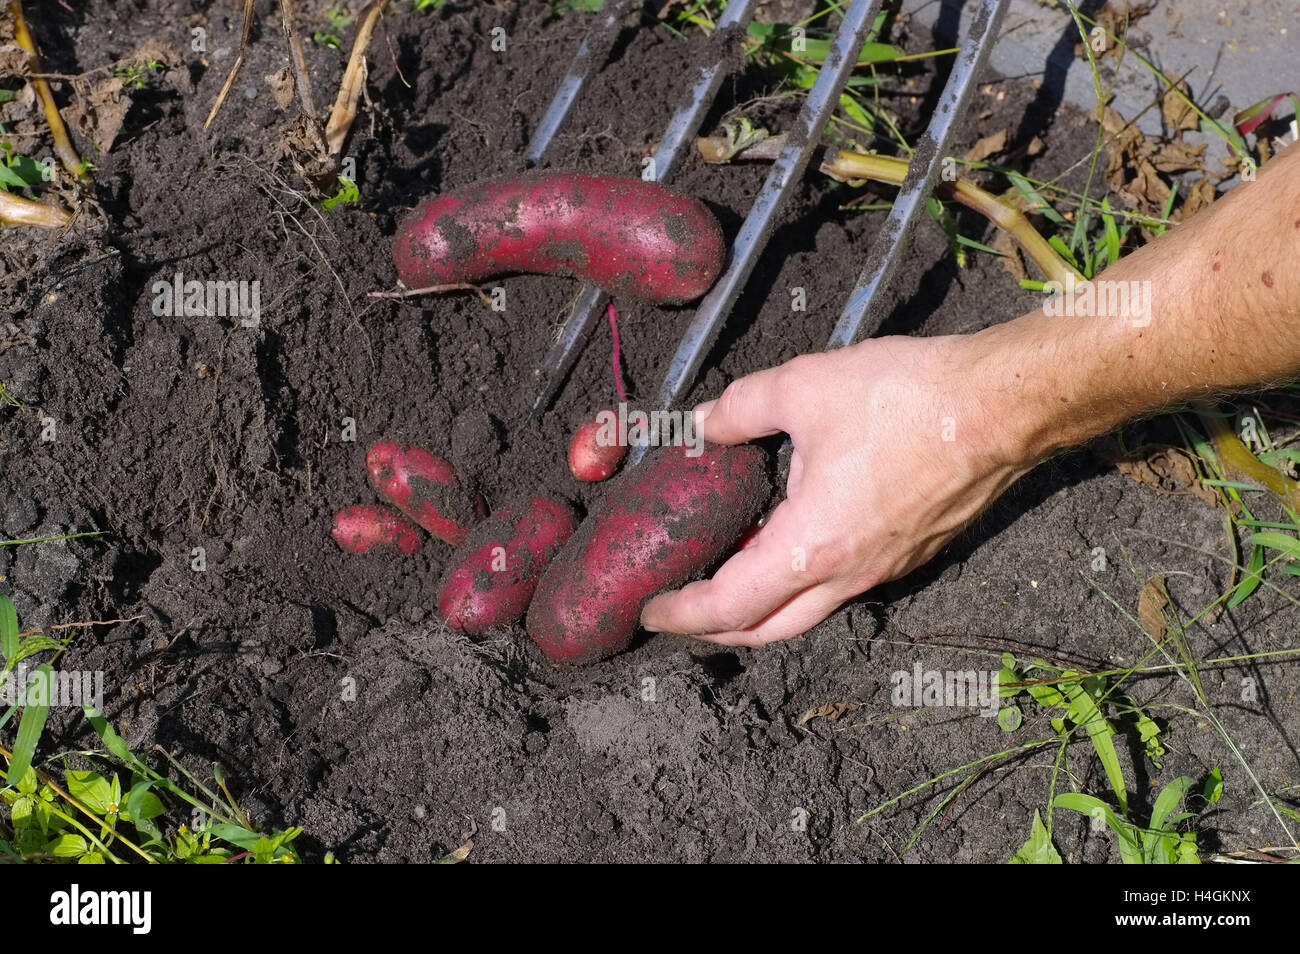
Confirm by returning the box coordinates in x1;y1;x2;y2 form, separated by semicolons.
436;496;578;635
392;172;726;304
527;442;771;664
366;441;484;546
568;409;627;482
331;504;423;556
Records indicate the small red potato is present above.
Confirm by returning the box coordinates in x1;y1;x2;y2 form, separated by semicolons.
436;496;578;635
527;442;770;664
568;410;626;482
366;441;483;546
332;504;423;556
392;172;726;303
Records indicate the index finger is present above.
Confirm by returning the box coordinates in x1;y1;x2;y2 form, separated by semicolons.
640;504;809;636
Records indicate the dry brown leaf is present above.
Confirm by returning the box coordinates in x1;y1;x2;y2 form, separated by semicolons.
991;229;1027;281
439;839;472;863
796;702;859;727
1149;139;1206;173
1138;576;1169;642
265;67;295;111
1123;155;1171;211
964;128;1008;164
1161;71;1200;135
1174;177;1216;221
64;76;129;153
1114;444;1221;508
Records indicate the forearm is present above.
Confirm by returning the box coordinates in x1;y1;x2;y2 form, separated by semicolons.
972;144;1300;462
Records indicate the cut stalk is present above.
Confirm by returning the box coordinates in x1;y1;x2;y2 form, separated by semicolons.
1195;405;1300;513
821;148;1084;286
324;0;387;156
0;189;73;229
8;0;88;181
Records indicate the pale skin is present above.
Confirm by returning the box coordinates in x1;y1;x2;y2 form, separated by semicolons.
641;143;1300;646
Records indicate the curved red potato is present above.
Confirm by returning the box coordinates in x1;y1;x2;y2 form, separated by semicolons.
393;173;725;304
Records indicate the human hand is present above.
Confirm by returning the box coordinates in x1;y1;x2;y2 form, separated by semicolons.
640;333;1033;646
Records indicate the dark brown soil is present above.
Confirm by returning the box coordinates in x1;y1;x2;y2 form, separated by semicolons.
2;1;1296;863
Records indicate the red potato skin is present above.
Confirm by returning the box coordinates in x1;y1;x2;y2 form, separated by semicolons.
568;411;627;482
392;172;725;304
332;504;423;556
436;496;578;635
527;442;770;664
366;441;484;546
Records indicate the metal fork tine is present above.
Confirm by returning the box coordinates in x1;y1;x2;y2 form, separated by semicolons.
628;0;886;464
526;0;761;422
826;0;1008;349
523;0;640;167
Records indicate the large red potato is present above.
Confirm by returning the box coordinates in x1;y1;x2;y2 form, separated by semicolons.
366;441;483;546
436;496;578;635
527;443;770;664
392;172;725;303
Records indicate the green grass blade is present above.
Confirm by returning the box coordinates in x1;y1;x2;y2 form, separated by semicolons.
7;664;53;783
0;594;16;662
1143;776;1194;862
1065;682;1128;814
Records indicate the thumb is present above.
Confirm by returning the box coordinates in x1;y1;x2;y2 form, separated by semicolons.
693;365;788;445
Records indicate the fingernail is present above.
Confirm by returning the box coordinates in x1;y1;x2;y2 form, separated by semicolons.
693;401;716;429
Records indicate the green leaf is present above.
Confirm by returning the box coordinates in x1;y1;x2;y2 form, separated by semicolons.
125;780;165;822
1101;199;1120;267
837;92;875;133
996;666;1019;698
1007;809;1063;864
0;594;17;661
1027;681;1065;709
1054;793;1143;863
208;822;262;851
82;705;136;762
1007;172;1067;225
7;665;53;783
66;770;115;816
1203;767;1224;804
1246;531;1300;561
1064;680;1128;814
46;833;89;858
1227;544;1266;608
997;706;1023;732
1143;776;1194;863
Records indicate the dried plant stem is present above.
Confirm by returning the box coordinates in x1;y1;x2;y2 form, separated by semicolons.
821;149;1084;287
279;0;319;120
369;283;494;307
8;0;87;181
203;0;255;130
324;0;387;156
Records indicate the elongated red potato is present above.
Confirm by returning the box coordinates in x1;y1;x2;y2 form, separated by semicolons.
366;441;483;546
436;496;578;635
331;504;423;556
393;172;726;303
527;443;770;664
568;410;626;482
